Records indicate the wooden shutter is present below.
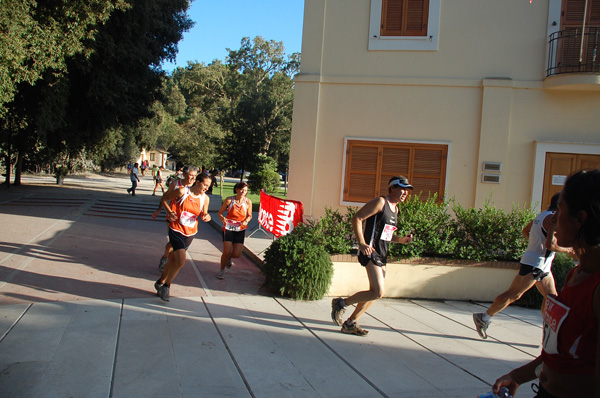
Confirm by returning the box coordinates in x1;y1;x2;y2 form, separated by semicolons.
381;0;429;37
345;142;380;202
559;0;600;71
344;140;447;203
412;147;446;200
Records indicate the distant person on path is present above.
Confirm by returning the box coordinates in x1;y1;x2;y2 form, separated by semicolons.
127;163;141;196
152;165;198;272
140;162;147;176
152;166;165;196
216;181;252;279
207;170;218;195
331;176;415;336
154;173;212;301
473;193;574;339
491;169;600;398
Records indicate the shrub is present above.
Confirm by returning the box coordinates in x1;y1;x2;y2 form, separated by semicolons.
247;155;281;195
390;194;458;259
451;199;535;262
261;223;333;300
310;207;357;255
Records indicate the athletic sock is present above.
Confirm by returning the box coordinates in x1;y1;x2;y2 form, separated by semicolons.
346;319;356;326
482;313;492;322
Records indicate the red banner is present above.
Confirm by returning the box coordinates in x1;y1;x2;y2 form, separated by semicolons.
258;190;304;238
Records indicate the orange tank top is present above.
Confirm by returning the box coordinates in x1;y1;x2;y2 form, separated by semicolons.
224;196;250;231
169;191;206;236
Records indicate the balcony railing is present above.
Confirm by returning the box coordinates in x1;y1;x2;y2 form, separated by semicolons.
547;27;600;77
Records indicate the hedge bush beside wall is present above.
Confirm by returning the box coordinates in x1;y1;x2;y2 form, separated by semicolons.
261;196;575;306
262;223;333;300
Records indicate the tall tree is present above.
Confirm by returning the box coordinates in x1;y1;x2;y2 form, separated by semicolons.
0;0;127;117
2;0;193;185
221;36;299;174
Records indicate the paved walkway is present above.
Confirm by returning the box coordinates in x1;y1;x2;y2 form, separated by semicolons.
0;174;542;397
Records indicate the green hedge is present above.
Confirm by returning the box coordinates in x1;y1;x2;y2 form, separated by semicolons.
261;196;575;305
262;223;333;300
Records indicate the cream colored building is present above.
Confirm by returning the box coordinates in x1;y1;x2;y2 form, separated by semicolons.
289;0;600;219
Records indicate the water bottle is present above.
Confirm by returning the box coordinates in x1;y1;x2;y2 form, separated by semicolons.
477;386;512;398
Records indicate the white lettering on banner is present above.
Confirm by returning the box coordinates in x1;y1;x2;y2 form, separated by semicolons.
275;202;297;236
258;208;274;231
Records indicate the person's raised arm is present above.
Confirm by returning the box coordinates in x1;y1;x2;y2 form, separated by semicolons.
522;220;533;239
217;197;232;224
200;196;211;222
242;198;253;228
352;197;385;256
543;215;574;254
161;186;185;222
493;356;542;397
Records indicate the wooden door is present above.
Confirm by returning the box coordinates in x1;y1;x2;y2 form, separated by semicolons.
541;152;600;209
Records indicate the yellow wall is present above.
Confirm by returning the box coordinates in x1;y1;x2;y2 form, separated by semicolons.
289;0;600;219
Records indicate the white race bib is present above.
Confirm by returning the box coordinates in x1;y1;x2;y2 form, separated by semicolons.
380;224;397;242
179;211;197;227
542;295;570;355
225;220;242;232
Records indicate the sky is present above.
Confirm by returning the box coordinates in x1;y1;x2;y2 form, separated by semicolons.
161;0;305;72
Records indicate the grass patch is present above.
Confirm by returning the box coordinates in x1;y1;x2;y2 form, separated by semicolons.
213;181;287;212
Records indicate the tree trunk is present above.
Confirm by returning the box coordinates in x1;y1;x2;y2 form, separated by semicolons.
4;130;11;188
13;151;23;186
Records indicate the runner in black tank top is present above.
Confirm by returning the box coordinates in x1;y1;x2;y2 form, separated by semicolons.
358;196;398;267
331;176;415;336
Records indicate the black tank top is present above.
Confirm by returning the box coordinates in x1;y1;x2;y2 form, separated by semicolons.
358;196;398;266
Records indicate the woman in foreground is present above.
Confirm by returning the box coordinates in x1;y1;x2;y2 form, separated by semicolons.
493;169;600;398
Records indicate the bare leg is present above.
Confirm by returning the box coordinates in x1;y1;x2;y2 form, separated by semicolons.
486;273;536;317
344;262;386;323
535;272;557;314
220;241;234;270
162;242;172;260
158;249;187;285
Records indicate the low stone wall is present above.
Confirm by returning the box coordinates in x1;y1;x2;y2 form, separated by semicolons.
328;255;519;302
207;194;222;212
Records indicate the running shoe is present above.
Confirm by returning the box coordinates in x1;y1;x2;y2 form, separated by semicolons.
158;285;170;301
158;256;168;272
473;313;491;339
341;321;369;336
154;281;162;294
226;259;232;269
217;269;225;279
331;298;346;326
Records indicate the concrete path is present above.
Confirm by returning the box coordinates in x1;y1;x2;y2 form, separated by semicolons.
0;174;542;397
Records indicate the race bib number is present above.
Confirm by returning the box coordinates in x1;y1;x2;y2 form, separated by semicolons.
380;224;397;242
179;211;197;227
542;295;570;355
225;220;242;232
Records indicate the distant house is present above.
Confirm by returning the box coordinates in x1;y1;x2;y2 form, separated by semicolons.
288;0;600;219
138;148;169;168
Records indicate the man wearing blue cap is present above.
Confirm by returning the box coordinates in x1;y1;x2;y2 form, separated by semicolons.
331;175;415;336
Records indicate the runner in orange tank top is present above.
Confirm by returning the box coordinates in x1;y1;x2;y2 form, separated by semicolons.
152;165;198;272
154;173;211;301
216;181;252;279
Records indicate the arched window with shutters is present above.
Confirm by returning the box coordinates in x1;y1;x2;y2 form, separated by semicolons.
342;139;448;204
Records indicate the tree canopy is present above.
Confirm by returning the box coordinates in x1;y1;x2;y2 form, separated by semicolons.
0;0;128;117
1;2;299;187
1;0;193;184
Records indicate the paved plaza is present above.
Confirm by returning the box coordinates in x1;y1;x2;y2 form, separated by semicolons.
0;173;542;397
